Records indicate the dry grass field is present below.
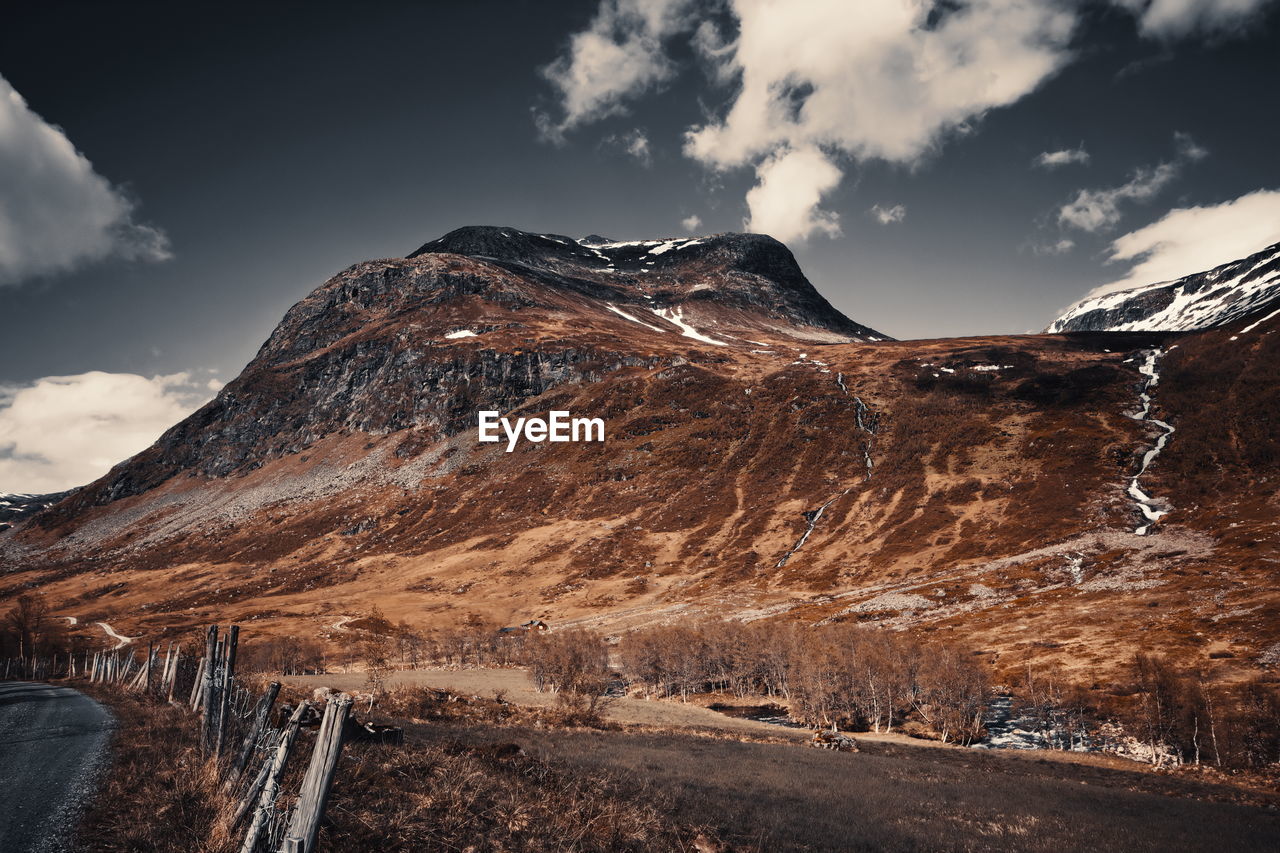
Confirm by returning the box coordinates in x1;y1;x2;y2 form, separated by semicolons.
407;720;1280;852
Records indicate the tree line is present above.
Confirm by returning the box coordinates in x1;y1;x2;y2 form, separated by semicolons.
616;620;989;744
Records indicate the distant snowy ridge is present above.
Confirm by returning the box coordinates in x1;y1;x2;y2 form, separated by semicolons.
0;490;73;533
1049;242;1280;333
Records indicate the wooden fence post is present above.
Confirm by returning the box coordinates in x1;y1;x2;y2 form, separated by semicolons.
227;681;281;787
216;625;240;757
281;695;352;853
143;642;155;692
167;644;182;703
239;701;308;853
230;760;271;831
189;654;207;710
201;626;220;754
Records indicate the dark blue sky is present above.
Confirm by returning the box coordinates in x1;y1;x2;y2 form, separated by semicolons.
1;0;1278;390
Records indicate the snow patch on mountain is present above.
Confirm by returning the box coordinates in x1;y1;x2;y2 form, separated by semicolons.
651;307;727;346
605;303;667;333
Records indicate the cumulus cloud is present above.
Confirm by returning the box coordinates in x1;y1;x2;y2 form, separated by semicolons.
1089;188;1280;296
684;0;1076;241
0;371;215;493
0;76;171;287
681;214;702;231
869;203;907;225
536;0;696;140
1034;146;1091;168
1057;132;1207;231
1113;0;1276;39
743;146;842;242
542;0;1075;242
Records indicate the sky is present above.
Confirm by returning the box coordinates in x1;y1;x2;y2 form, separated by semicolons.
1;0;1279;493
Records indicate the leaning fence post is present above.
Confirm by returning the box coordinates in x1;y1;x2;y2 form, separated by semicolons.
167;644;182;703
189;654;207;710
230;759;271;831
227;681;281;787
281;695;352;853
240;701;308;853
143;642;154;692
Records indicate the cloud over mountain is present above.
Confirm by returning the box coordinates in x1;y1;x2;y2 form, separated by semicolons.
1089;187;1280;297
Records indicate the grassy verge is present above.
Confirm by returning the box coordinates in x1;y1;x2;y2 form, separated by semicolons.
78;684;721;852
77;687;238;852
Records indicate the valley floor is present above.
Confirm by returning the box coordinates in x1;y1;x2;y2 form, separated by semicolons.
284;667;1280;851
411;721;1280;852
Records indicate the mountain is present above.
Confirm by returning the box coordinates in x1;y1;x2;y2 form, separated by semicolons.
0;491;75;533
1049;242;1280;333
2;226;1277;689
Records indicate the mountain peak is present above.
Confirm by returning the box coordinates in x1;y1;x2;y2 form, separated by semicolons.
408;226;888;342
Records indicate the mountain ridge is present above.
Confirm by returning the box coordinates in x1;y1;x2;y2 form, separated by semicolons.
2;227;1277;693
1049;241;1280;333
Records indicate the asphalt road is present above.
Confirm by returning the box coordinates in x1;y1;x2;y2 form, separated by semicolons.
0;682;112;853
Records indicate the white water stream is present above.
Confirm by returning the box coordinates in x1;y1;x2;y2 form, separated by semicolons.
1126;349;1175;536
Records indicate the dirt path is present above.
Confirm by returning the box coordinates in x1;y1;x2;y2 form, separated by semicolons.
94;622;135;650
0;682;113;853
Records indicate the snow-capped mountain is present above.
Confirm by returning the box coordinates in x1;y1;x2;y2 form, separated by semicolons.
1048;242;1280;333
0;491;74;532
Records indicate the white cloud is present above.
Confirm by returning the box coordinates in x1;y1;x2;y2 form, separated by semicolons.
1034;146;1090;168
1057;162;1180;231
1057;133;1207;231
869;203;907;225
0;76;171;287
681;214;702;231
0;371;215;493
1039;238;1077;254
1089;188;1280;296
605;128;653;165
682;0;1076;240
743;146;842;242
537;0;695;140
1113;0;1276;39
542;0;1075;243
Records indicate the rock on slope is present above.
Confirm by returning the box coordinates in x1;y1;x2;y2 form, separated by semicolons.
1049;242;1280;333
2;227;1277;688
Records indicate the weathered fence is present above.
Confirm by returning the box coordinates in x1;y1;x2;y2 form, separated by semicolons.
3;625;352;853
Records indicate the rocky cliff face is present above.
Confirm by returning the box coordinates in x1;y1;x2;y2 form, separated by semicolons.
1049;242;1280;332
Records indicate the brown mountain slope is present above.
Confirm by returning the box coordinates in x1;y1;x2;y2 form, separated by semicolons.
2;228;1276;687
